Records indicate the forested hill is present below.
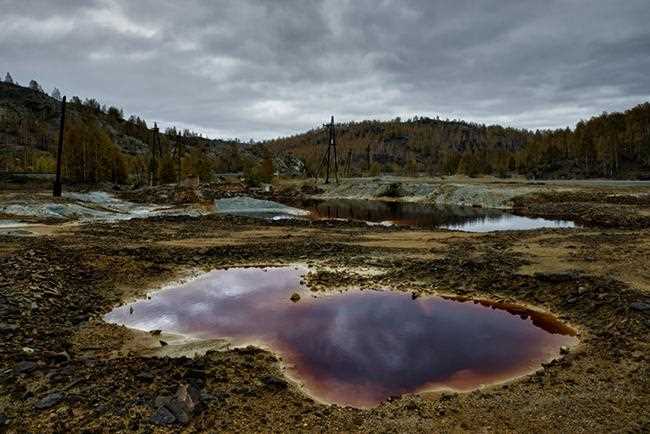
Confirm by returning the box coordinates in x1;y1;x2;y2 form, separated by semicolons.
0;80;254;184
266;103;650;179
2;77;649;183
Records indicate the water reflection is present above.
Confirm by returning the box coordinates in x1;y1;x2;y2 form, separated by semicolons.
105;267;577;407
296;199;576;232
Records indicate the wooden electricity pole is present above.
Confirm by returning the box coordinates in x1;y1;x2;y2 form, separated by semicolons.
176;132;183;185
316;116;339;184
366;143;371;172
53;96;66;197
150;123;160;185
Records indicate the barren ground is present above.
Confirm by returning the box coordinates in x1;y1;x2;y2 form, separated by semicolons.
0;178;649;433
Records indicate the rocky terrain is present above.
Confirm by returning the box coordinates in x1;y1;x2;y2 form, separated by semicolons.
0;179;649;432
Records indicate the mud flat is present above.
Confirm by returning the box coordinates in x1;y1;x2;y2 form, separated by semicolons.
0;182;648;432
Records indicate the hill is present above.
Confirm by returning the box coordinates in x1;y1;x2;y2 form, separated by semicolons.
2;77;649;183
266;104;650;179
0;80;270;185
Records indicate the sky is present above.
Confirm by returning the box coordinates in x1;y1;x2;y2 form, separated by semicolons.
1;0;649;141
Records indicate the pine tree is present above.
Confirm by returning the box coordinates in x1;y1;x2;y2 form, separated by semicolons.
4;72;13;84
259;156;274;182
28;80;44;93
51;88;62;101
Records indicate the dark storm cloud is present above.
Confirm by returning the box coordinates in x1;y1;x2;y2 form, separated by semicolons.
1;0;649;139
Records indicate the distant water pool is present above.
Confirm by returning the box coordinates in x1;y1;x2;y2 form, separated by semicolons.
295;199;577;232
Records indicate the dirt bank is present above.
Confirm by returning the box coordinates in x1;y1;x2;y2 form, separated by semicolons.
309;176;650;206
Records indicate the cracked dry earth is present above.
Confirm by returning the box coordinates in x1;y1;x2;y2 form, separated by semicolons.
0;213;649;433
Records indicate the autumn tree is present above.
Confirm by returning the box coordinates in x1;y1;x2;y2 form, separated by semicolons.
158;152;177;183
368;161;381;177
184;147;214;181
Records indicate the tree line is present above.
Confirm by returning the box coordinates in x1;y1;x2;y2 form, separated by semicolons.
267;103;650;179
1;73;277;185
4;71;647;182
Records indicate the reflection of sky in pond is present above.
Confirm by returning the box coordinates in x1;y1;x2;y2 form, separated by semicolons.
105;266;577;407
442;214;576;232
292;199;578;232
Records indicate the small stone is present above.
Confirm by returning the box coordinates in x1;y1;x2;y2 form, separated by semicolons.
15;361;36;374
534;272;577;283
154;396;171;408
630;302;650;312
159;340;168;346
405;401;418;410
151;405;176;425
200;391;218;403
164;399;191;424
439;391;456;401
149;329;162;336
261;375;288;390
175;384;198;412
290;293;301;302
0;323;18;332
411;292;420;300
22;347;35;354
136;372;155;382
631;351;644;361
560;346;570;355
35;392;65;409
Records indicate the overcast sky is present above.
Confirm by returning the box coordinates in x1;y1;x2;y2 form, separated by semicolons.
1;0;649;140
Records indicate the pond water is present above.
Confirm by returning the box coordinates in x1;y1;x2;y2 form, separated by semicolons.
105;266;577;407
215;197;310;220
296;199;577;232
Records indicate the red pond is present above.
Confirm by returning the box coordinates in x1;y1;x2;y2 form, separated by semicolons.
105;266;577;407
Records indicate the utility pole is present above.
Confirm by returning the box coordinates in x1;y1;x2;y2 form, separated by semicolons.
150;123;160;185
176;132;183;185
366;143;371;172
53;96;66;197
316;116;339;184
